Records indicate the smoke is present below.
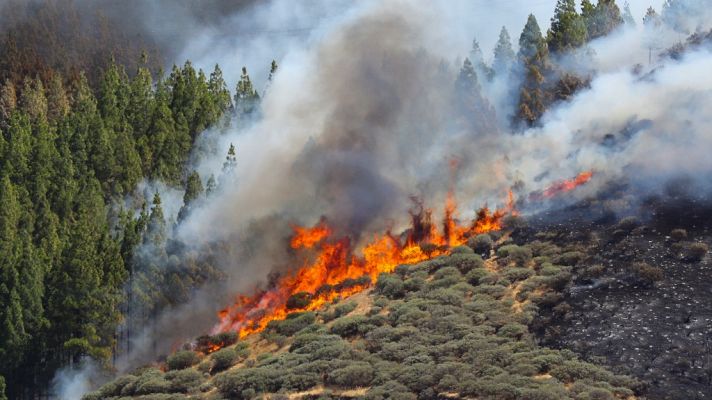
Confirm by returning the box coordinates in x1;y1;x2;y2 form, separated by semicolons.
52;0;712;395
51;358;104;400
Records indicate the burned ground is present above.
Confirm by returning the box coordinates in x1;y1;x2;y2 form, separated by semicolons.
527;197;712;400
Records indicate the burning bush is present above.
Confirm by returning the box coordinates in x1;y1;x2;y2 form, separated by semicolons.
167;350;201;371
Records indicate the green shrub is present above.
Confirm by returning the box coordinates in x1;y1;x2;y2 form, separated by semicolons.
498;323;528;339
576;388;615;400
433;266;461;280
554;251;584;266
166;350;200;371
504;267;534;282
330;315;371;337
468;234;493;256
448;253;485;274
327;362;375;388
508;246;533;267
134;369;171;395
403;277;425;292
366;381;417;400
474;284;507;299
214;367;284;398
497;244;520;258
165;368;203;392
465;268;491;285
375;273;405;299
211;348;238;373
286;291;313;310
450;245;473;254
266;311;316;336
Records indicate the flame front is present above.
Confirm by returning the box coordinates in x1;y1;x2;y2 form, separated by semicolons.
542;171;593;198
211;193;516;341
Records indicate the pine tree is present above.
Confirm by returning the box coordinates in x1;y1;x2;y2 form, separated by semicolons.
146;192;167;247
223;143;237;172
206;174;217;195
46;74;70;123
0;80;16;131
177;171;204;222
267;60;278;83
582;0;624;40
0;175;26;368
469;38;494;82
643;7;661;27
493;27;515;74
18;77;47;123
622;1;636;27
518;15;551;126
234;66;260;118
547;0;588;53
208;64;233;115
454;58;497;134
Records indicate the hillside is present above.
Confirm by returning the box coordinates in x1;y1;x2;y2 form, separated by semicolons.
84;219;652;400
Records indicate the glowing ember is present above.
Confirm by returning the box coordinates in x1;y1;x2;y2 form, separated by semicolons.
211;192;517;342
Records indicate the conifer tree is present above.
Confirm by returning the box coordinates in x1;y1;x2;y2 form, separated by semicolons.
46;74;69;123
206;174;217;195
223;143;237;172
234;66;260;117
178;171;204;222
469;38;494;82
582;0;624;39
146;192;167;247
454;58;497;134
0;79;16;130
547;0;587;53
208;64;233;115
622;1;636;27
518;14;551;126
493;27;515;74
19;77;47;123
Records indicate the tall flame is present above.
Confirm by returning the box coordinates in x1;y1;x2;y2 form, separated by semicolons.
211;192;517;341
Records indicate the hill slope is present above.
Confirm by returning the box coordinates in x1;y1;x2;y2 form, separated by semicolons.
84;229;643;400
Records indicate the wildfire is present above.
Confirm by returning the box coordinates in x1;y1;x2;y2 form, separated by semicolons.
526;171;594;203
542;171;593;198
211;192;517;341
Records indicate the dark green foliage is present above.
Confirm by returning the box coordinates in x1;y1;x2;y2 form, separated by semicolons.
166;350;201;371
547;0;587;53
375;273;405;299
493;26;516;73
326;362;375;388
211;348;239;373
582;0;623;39
287;291;313;310
165;368;203;392
468;233;493;256
330;315;371;337
266;312;316;337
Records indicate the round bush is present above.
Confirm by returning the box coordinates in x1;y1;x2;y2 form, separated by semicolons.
375;273;405;299
166;350;200;371
685;242;708;262
211;348;238;373
468;234;493;256
327;362;375;388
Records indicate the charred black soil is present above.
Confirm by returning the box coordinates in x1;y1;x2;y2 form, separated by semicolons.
527;198;712;400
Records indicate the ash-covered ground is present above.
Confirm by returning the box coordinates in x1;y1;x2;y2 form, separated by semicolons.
525;195;712;400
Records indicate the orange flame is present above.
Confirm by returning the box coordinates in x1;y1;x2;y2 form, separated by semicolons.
211;192;517;342
542;171;593;198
